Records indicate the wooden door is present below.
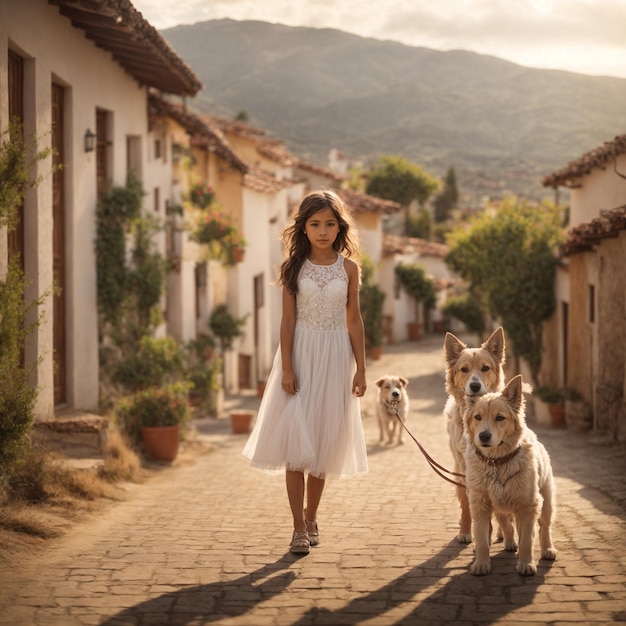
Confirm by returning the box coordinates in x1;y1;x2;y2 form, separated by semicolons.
52;83;67;404
7;50;25;269
96;110;109;200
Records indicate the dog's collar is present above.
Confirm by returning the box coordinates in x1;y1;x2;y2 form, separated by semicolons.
383;399;401;415
474;446;521;467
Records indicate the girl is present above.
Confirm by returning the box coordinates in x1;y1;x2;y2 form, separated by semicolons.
242;189;369;554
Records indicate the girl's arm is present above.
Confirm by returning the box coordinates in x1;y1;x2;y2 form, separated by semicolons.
280;285;298;394
344;258;367;397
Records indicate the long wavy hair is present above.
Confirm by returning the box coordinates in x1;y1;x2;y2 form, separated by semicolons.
279;189;360;294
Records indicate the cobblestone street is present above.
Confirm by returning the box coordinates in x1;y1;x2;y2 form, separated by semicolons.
1;334;625;625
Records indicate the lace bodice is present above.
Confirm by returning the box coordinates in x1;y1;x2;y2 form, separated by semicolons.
297;256;348;330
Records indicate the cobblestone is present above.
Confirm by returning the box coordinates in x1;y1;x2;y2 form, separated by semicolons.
0;334;625;625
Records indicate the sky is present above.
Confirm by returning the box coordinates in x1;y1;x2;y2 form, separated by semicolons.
132;0;626;79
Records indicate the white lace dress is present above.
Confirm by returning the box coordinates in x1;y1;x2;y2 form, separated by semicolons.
242;255;368;479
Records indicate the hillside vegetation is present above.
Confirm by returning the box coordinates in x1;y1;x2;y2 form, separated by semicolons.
162;19;626;201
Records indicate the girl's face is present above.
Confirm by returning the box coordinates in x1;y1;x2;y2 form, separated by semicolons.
304;207;340;252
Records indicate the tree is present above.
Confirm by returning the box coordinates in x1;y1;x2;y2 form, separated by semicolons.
433;167;459;223
365;156;439;232
445;196;563;385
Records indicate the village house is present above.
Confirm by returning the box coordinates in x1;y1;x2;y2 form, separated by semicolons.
0;0;200;419
380;234;457;343
542;134;626;441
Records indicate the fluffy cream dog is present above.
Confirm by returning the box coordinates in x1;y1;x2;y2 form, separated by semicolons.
375;375;409;445
464;374;558;576
443;327;506;543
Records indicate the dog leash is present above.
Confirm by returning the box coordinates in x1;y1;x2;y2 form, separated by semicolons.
387;402;467;489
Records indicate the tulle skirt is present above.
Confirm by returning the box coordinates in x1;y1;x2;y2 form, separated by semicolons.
242;325;368;479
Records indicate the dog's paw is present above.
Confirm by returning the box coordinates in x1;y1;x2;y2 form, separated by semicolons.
541;547;557;561
503;539;518;553
517;560;537;576
456;533;473;544
470;560;491;576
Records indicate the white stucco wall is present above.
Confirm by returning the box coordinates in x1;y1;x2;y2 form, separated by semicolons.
569;153;626;226
1;0;165;416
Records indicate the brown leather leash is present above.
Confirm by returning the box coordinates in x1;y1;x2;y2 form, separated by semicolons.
387;402;466;489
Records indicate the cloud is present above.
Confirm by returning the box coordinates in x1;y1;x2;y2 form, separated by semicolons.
131;0;626;78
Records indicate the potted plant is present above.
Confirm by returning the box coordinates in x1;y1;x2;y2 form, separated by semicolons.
533;386;566;428
190;208;247;266
395;263;436;341
186;181;215;209
208;304;248;352
116;382;192;461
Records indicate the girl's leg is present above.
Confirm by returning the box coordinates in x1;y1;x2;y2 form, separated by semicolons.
305;475;325;546
305;474;326;520
286;470;306;532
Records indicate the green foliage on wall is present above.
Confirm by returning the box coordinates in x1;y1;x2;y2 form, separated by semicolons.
0;123;53;482
395;263;437;310
359;255;386;349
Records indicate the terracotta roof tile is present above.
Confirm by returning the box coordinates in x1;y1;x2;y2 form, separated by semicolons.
336;188;402;215
50;0;201;95
543;134;626;188
148;96;247;173
244;168;293;194
295;160;345;182
256;143;298;166
382;233;449;258
560;205;626;256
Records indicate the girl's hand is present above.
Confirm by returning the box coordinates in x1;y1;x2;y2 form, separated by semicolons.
352;370;367;397
282;370;299;395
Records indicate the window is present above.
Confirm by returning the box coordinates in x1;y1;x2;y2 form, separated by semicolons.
588;284;595;323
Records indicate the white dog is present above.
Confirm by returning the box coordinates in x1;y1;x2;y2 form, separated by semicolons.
464;374;558;576
375;375;409;445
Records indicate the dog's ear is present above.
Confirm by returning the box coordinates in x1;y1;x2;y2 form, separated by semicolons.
502;374;523;412
399;377;408;388
375;378;385;388
444;332;467;363
482;327;506;364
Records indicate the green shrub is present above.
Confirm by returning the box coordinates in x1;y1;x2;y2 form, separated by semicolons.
208;304;247;351
112;335;186;392
442;293;486;337
395;263;437;310
115;382;192;441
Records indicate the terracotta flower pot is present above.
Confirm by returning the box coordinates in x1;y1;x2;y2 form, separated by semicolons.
548;403;566;428
141;424;180;461
232;247;245;264
230;411;254;434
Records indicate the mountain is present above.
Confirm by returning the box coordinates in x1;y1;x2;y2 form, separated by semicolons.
161;19;626;202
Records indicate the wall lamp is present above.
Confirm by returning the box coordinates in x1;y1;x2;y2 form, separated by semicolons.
84;128;97;153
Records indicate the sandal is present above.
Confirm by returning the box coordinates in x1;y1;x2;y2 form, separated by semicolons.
290;531;310;554
304;510;320;546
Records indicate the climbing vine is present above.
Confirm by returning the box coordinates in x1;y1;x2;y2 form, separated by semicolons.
95;173;168;400
0;122;53;482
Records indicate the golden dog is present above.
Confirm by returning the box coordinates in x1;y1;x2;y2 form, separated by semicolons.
375;375;409;445
444;327;506;543
464;374;557;576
